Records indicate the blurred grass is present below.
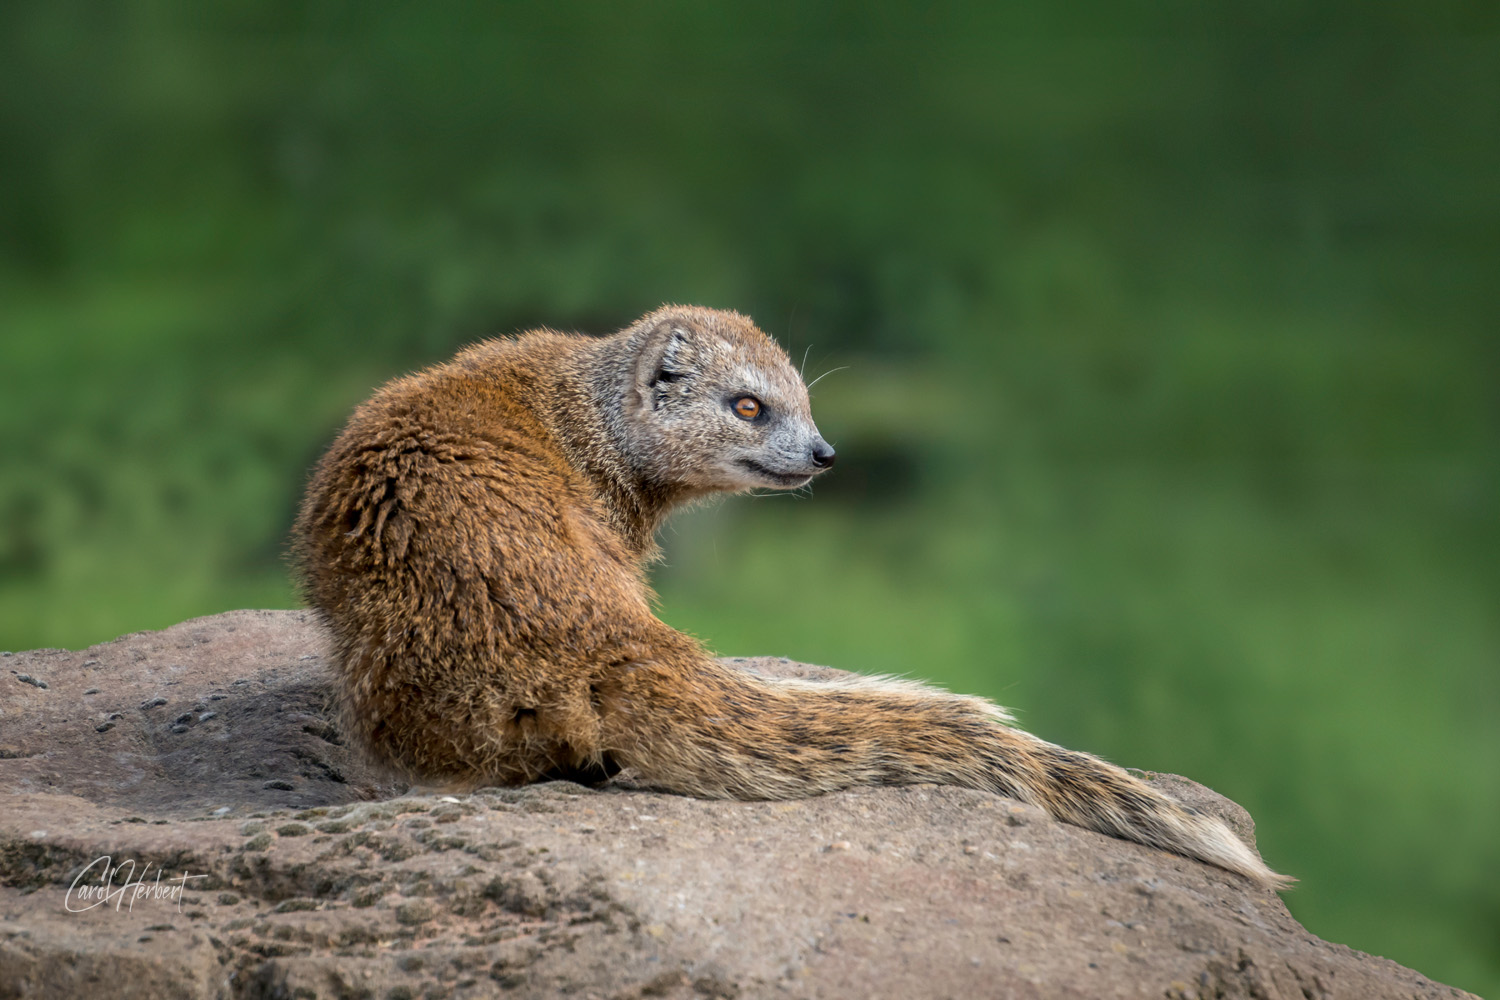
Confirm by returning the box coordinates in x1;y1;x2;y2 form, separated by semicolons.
2;3;1496;993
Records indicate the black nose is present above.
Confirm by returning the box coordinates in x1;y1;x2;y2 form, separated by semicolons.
810;440;836;469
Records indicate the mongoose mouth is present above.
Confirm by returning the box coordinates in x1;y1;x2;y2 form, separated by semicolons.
737;458;815;487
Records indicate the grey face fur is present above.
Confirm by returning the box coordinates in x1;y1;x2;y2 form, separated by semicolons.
627;321;835;492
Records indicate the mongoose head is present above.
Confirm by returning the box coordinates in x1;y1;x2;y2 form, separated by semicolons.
623;306;836;493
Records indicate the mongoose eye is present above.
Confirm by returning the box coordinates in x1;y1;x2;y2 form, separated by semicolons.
732;397;762;421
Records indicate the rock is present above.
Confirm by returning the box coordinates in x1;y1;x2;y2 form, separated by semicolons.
0;611;1476;999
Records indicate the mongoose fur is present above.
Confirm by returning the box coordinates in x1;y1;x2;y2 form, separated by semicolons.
294;304;1289;888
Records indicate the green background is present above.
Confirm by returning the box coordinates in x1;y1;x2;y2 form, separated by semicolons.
3;3;1496;994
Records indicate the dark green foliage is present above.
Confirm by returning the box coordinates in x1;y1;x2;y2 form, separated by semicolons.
1;3;1495;993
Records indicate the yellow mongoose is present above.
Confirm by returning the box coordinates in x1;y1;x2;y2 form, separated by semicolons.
294;304;1288;887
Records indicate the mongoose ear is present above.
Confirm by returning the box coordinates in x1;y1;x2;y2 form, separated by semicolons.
634;322;698;410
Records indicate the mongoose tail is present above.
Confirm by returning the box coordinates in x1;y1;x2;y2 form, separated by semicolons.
602;660;1293;889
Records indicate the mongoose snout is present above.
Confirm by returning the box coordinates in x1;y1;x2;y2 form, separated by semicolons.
294;303;1289;889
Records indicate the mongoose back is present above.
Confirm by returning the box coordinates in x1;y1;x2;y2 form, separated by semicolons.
294;304;1288;888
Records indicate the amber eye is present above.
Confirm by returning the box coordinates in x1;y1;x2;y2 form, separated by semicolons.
732;397;761;420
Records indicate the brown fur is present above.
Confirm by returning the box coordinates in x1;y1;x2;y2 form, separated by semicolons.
294;304;1290;888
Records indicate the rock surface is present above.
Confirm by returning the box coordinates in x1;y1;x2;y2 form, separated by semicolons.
0;610;1476;1000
